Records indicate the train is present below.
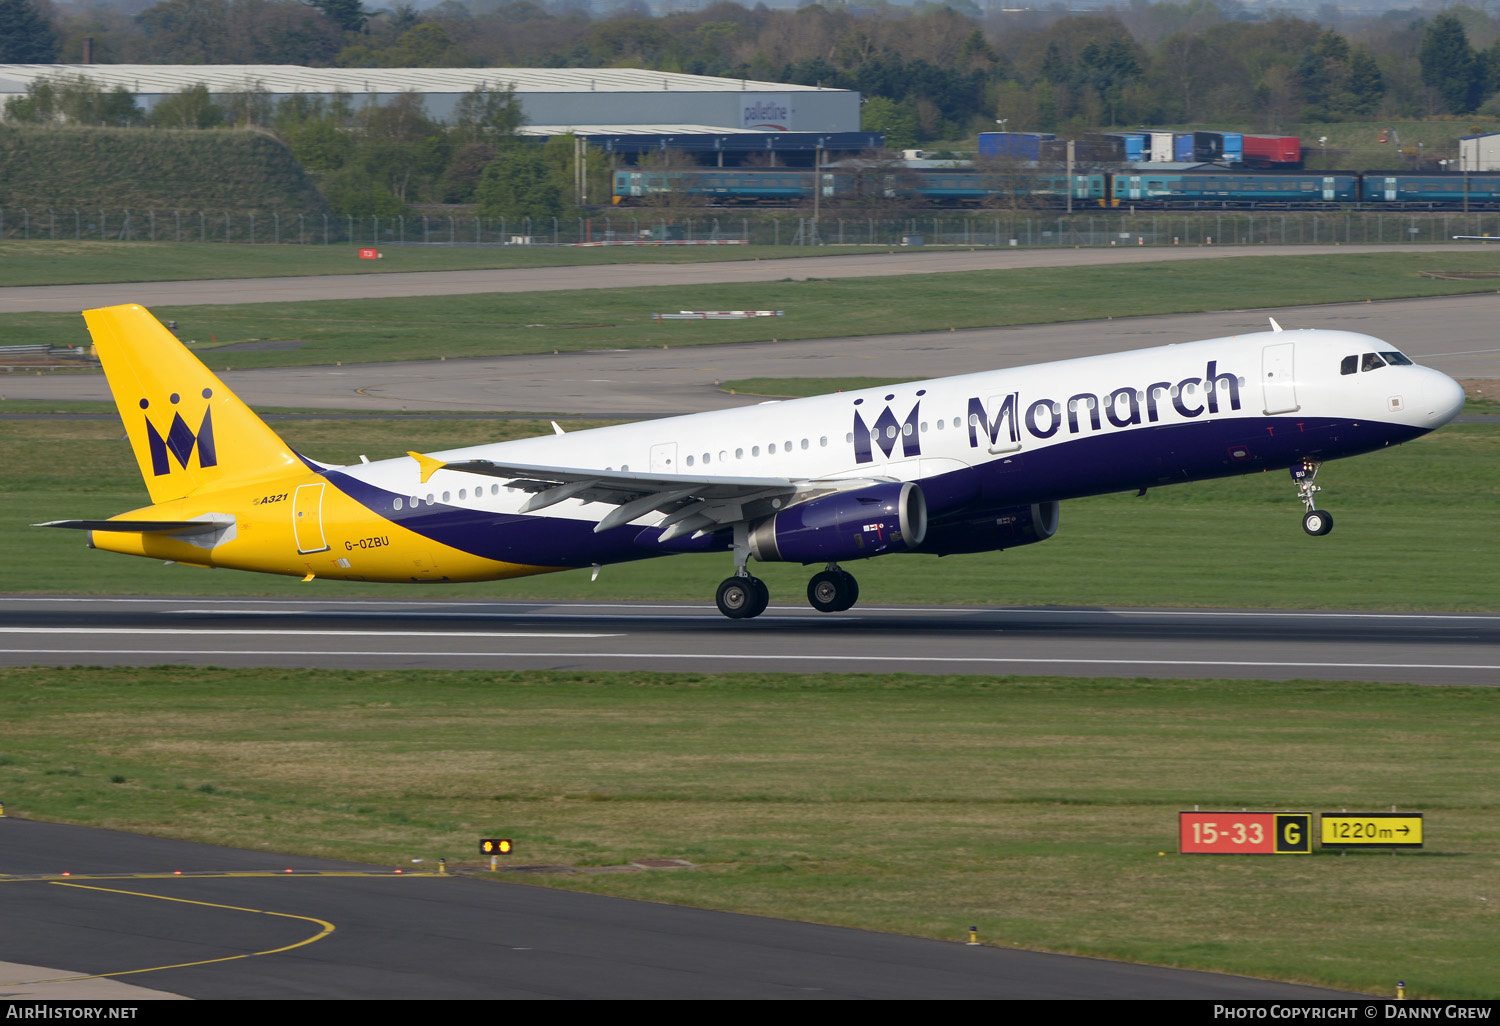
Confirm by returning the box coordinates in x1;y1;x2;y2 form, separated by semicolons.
612;167;1500;211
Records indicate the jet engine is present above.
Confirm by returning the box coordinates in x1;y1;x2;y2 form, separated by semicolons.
916;501;1060;556
748;481;927;563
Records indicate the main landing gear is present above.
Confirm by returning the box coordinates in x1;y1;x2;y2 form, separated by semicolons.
1293;458;1334;536
712;528;862;620
807;563;859;613
716;523;770;619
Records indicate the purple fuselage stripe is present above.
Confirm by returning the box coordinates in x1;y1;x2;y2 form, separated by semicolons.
320;416;1427;568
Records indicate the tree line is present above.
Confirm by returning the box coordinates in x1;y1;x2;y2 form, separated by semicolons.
8;0;1500;136
0;69;614;219
7;0;1500;217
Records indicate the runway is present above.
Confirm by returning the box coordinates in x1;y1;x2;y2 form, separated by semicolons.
3;596;1496;685
9;291;1500;417
0;243;1470;314
0;820;1355;999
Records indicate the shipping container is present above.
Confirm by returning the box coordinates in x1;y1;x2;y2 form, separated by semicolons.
1192;131;1224;163
977;132;1056;161
1103;132;1147;162
1173;133;1195;162
1148;131;1174;162
1219;132;1243;164
1241;135;1301;167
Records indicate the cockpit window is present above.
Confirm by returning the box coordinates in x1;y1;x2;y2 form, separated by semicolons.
1380;351;1414;366
1361;352;1387;372
1340;355;1358;376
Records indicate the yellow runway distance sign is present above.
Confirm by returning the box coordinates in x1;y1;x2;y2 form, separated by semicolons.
1320;813;1423;848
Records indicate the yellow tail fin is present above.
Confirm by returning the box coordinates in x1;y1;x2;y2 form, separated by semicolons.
84;304;303;504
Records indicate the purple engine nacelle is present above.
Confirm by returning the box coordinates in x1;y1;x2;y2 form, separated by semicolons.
916;501;1060;556
748;482;928;563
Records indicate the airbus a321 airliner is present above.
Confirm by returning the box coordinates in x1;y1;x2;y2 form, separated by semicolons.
40;304;1465;619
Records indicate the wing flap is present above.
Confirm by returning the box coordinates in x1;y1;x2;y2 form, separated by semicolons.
405;452;893;542
426;456;795;498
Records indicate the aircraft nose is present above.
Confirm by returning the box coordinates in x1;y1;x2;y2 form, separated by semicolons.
1420;370;1466;427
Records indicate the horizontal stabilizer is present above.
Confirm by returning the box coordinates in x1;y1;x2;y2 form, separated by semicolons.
36;519;222;533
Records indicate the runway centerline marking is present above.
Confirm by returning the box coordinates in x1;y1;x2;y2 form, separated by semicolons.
0;882;335;988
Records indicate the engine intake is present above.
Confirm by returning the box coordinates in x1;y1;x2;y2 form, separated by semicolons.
749;482;927;563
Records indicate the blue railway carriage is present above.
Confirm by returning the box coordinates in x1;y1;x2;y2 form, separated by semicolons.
1112;171;1359;207
613;168;832;204
906;169;1108;206
1360;173;1500;207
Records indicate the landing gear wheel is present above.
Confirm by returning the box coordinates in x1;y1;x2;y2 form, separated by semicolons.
808;570;845;613
747;576;770;617
717;576;769;619
1302;509;1333;536
807;569;860;612
836;571;859;611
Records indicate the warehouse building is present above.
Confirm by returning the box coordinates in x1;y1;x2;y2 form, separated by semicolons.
1459;131;1500;172
0;64;875;164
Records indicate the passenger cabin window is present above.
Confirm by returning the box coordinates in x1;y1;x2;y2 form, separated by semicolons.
1361;352;1387;372
1341;355;1358;376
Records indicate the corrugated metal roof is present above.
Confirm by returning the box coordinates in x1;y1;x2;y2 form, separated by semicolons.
0;64;843;96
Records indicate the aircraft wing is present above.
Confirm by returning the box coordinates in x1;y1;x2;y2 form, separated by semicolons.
407;452;868;542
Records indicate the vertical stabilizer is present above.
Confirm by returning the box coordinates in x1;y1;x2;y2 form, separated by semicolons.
84;303;303;504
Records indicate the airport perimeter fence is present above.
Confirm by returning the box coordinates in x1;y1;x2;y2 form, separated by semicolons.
0;209;751;246
1;208;1497;248
780;210;1500;247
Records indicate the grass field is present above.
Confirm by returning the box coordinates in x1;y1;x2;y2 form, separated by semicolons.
0;240;839;288
5;413;1496;610
1;666;1495;997
1298;119;1481;170
5;252;1500;368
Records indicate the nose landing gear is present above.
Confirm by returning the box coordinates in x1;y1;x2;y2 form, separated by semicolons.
1293;459;1333;536
807;563;860;613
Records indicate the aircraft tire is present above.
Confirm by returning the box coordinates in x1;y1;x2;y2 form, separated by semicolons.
717;576;767;619
747;577;770;618
1302;510;1333;536
836;571;860;611
807;570;846;613
808;570;859;612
